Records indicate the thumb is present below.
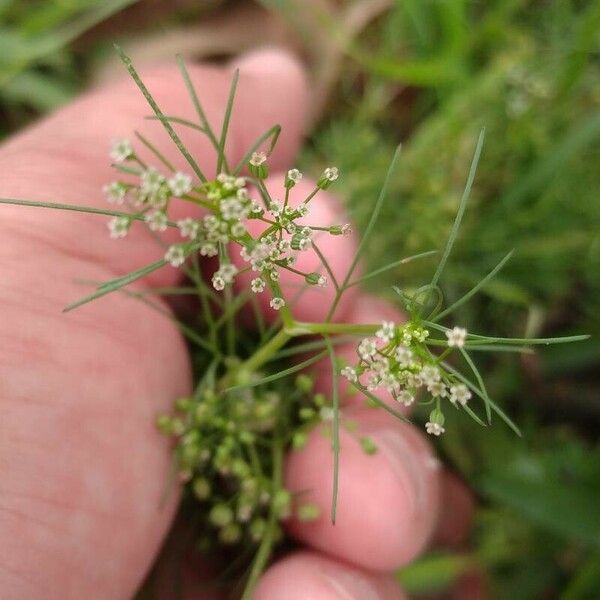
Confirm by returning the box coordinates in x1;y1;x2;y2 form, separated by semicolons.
0;48;308;287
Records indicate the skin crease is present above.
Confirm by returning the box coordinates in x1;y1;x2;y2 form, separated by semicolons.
0;48;472;599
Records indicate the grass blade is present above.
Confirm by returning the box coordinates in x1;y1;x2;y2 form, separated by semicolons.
216;69;239;174
226;350;327;392
434;250;514;321
64;258;167;312
324;336;340;523
176;55;221;154
115;45;207;182
232;125;282;175
346;250;437;289
459;347;491;423
430;129;484;288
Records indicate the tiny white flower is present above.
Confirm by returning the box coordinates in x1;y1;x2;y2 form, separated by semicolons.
230;222;246;238
317;275;327;287
427;381;447;398
165;244;186;267
340;366;357;383
425;422;445;436
212;275;225;291
168;172;192;197
219;263;238;283
323;166;339;181
268;201;283;216
145;210;168;232
394;345;413;366
269;269;280;282
420;365;441;385
270;297;285;311
446;326;467;348
234;177;246;188
250;151;267;166
449;384;472;406
200;243;218;257
249;201;264;215
396;390;415;406
109;139;133;163
287;168;303;183
237;188;249;201
376;321;396;343
107;216;130;239
102;181;126;204
251;278;266;293
319;406;334;421
141;167;165;194
177;217;199;239
358;338;377;361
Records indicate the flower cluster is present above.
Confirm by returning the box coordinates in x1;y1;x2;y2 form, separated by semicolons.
156;373;341;551
103;142;347;309
341;321;472;436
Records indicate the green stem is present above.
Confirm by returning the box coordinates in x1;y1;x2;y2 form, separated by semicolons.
240;329;291;374
241;438;283;600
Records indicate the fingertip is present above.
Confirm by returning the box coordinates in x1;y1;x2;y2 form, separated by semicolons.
255;552;406;600
284;410;441;571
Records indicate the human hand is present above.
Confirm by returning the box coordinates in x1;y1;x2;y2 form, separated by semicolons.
0;48;472;599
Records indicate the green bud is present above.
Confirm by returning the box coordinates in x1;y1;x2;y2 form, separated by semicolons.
219;523;242;545
359;437;378;455
249;518;266;542
313;393;326;407
156;414;172;434
273;489;292;519
292;431;308;449
239;431;255;444
290;233;305;250
295;374;314;393
299;407;315;420
175;397;192;412
209;504;233;527
297;502;321;522
248;162;268;179
304;272;322;286
192;478;211;500
170;418;185;436
232;459;250;478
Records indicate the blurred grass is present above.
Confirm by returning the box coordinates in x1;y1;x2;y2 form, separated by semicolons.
1;0;599;598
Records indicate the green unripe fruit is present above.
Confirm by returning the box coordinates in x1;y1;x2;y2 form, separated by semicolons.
192;478;211;500
209;504;233;527
219;523;242;545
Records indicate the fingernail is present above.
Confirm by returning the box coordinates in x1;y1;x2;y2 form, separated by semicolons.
321;564;381;600
229;47;305;79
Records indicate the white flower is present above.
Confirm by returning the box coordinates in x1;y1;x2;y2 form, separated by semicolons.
396;390;415;406
425;422;445;436
230;222;246;238
323;166;339;181
287;168;303;183
107;216;129;239
109;139;133;163
319;406;334;421
427;381;447;398
102;181;126;204
446;326;467;348
270;297;285;311
177;217;199;239
165;244;186;267
221;198;245;221
250;151;267;166
449;384;472;406
212;275;225;291
141;168;165;194
251;278;266;293
296;203;309;217
200;243;218;257
168;172;192;197
358;338;377;361
420;365;441;385
249;201;264;215
340;366;357;383
317;275;327;287
394;345;413;366
376;321;396;343
268;201;283;217
218;263;238;284
237;188;249;201
145;210;168;232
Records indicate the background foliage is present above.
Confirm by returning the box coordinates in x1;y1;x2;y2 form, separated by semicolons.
1;0;598;597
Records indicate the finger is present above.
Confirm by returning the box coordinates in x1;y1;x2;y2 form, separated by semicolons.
433;470;475;548
312;293;408;410
236;175;359;322
0;50;308;598
284;408;441;571
255;551;406;600
0;48;308;289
